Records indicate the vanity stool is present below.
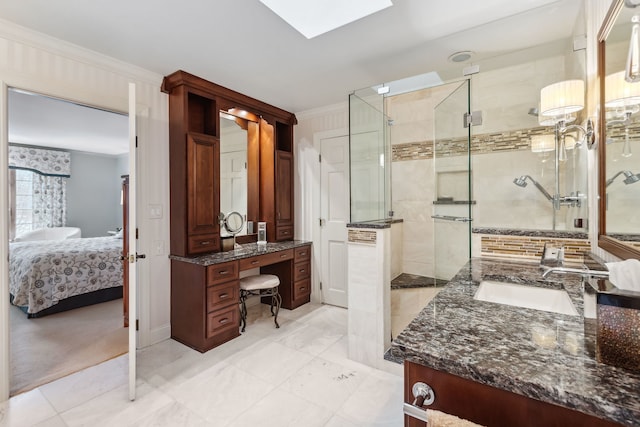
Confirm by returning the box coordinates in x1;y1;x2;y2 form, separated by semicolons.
239;274;281;332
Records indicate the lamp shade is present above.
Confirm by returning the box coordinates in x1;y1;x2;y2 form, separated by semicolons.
530;134;555;152
605;71;640;108
540;79;584;117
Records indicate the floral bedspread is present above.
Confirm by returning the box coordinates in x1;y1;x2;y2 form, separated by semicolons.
9;236;123;314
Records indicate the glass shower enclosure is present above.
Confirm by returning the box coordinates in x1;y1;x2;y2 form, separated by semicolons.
348;88;391;222
432;80;473;282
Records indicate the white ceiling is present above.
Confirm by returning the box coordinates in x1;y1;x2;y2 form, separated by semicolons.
0;0;584;154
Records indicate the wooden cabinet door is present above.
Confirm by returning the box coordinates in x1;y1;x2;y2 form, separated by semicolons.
275;150;293;227
187;132;220;236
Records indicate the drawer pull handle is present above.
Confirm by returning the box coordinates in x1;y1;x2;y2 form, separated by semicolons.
201;241;210;245
280;254;287;258
219;293;229;299
251;260;259;265
299;269;305;273
218;270;229;275
299;252;306;256
219;317;230;324
282;231;289;234
299;286;306;291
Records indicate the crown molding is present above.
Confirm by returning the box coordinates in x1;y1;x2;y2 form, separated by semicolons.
0;18;164;87
295;100;348;120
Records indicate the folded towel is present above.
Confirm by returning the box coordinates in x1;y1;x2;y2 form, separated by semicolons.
605;259;640;292
426;409;484;427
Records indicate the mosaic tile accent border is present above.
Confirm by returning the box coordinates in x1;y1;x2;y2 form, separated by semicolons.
348;229;377;244
480;235;591;263
392;126;550;161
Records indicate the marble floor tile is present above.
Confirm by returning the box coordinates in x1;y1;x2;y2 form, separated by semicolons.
59;380;173;427
276;322;343;356
39;354;127;413
164;360;275;426
336;369;404;426
228;388;333;427
5;302;407;427
280;357;370;412
230;341;314;385
32;415;67;427
0;389;57;427
134;401;212;427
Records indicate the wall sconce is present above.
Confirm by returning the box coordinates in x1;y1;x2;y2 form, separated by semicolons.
605;71;640;157
539;79;595;149
626;15;640;82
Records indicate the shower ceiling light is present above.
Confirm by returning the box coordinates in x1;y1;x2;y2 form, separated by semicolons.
259;0;392;39
448;51;474;63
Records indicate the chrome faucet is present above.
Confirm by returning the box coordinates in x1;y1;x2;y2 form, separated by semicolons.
541;265;609;279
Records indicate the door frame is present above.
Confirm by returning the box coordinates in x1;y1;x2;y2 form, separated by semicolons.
0;81;145;401
312;128;349;305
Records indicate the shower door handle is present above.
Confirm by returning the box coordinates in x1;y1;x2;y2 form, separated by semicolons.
431;215;472;222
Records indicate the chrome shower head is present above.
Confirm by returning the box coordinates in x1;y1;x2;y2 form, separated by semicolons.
607;170;640;186
513;176;528;187
623;171;640;184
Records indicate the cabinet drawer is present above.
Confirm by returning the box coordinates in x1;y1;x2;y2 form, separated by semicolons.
206;280;239;312
276;226;293;240
206;305;239;338
238;249;294;270
293;278;311;300
206;261;239;286
293;261;310;282
188;234;220;254
294;246;311;262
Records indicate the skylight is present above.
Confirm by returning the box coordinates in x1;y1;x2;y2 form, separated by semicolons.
259;0;393;39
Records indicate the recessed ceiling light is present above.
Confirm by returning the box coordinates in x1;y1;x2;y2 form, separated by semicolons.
260;0;393;39
448;51;474;63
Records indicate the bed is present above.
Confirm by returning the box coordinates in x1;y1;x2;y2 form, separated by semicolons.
9;236;124;317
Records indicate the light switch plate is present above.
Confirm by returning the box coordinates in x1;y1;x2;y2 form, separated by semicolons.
149;204;162;219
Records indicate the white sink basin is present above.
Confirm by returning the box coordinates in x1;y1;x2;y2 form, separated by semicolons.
474;280;578;316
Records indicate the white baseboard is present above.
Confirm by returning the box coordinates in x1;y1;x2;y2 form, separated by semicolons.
142;324;171;348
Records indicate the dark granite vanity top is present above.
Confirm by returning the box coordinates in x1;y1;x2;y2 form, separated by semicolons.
385;258;640;426
169;240;311;266
346;218;403;229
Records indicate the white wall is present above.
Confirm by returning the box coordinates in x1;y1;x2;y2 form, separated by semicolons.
66;151;121;237
0;19;171;348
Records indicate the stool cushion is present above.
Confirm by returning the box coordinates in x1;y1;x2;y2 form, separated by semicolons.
240;274;280;291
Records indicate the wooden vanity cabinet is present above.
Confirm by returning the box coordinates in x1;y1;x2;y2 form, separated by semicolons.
262;244;311;309
404;361;623;427
164;78;221;257
260;119;295;242
171;259;240;352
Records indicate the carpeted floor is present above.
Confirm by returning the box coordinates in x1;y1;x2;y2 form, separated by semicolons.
10;298;128;396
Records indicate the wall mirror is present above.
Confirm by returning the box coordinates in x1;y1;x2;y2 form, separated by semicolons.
599;0;640;260
219;107;260;237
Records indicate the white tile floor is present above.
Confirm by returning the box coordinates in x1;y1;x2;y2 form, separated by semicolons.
1;303;405;427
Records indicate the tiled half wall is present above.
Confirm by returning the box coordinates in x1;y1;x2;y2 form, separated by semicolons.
480;235;591;263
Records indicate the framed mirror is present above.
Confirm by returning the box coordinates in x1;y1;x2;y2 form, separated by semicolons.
598;0;640;260
219;107;260;237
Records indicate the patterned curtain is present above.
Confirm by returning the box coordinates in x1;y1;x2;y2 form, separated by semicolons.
9;145;70;230
32;174;67;229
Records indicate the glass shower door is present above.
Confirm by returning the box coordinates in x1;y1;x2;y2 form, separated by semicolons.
433;80;472;282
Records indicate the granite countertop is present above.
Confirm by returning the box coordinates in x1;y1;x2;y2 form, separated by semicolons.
472;227;588;239
346;218;403;229
169;240;311;266
385;258;640;426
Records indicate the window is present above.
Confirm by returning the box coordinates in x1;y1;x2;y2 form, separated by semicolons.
9;169;34;240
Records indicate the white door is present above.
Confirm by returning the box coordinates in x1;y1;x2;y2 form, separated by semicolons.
1;81;10;402
320;135;349;307
127;83;138;401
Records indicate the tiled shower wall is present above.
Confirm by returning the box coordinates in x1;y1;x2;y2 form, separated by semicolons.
387;54;589;278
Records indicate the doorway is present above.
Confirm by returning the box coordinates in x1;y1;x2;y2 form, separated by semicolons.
4;88;131;396
318;133;349;308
